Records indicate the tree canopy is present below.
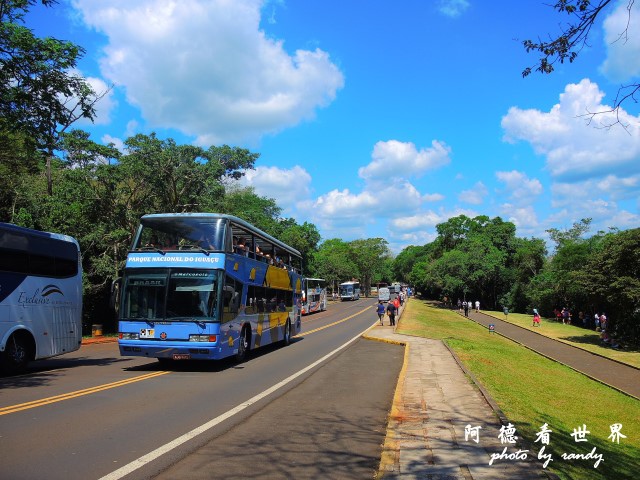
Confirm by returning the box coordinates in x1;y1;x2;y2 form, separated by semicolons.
522;0;638;125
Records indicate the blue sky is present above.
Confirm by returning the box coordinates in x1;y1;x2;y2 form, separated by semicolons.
29;0;640;253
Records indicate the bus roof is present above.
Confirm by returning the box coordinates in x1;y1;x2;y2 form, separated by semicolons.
140;213;302;257
0;222;79;248
339;281;359;285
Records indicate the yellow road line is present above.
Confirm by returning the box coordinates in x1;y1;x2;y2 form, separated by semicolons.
296;305;371;336
3;305;371;416
0;371;170;416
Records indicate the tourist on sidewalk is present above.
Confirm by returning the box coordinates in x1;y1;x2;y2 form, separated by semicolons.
386;301;397;326
376;301;385;325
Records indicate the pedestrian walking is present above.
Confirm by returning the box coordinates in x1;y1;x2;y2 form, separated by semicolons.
376;301;385;325
475;300;480;313
463;301;469;317
532;308;541;327
386;301;397;326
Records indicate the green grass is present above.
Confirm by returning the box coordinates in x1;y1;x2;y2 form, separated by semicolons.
399;300;640;480
481;310;640;369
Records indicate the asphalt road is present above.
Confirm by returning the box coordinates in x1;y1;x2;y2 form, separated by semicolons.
0;298;403;480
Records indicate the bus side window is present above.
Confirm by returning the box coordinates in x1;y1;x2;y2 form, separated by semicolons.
222;275;241;322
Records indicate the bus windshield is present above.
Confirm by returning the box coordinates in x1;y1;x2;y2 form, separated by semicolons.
339;285;353;296
133;216;227;252
122;269;221;322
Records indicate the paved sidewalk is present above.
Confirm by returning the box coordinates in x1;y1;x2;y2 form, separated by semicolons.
364;324;551;479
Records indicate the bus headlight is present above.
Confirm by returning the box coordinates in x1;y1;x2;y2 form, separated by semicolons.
189;334;217;342
119;332;139;340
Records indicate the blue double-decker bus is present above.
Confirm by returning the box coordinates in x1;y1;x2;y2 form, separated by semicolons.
117;213;303;363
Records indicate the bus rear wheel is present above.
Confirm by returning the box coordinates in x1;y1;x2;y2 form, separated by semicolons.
282;319;292;346
1;333;30;375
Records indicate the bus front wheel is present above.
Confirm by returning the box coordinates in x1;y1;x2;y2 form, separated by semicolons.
1;333;31;375
236;327;249;362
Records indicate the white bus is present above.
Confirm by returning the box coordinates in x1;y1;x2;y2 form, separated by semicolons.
339;281;360;301
302;278;327;315
0;223;83;374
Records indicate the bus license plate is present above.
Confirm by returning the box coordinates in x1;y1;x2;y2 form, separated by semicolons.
173;353;191;360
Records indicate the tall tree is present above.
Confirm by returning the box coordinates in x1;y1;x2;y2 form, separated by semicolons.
0;0;107;194
312;239;358;293
348;238;391;296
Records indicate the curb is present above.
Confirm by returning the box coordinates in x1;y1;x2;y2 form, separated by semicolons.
82;337;117;345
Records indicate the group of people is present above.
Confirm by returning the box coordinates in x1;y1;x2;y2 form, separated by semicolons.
457;299;480;317
233;237;288;269
376;290;407;326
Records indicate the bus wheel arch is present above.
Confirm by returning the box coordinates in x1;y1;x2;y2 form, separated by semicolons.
1;330;35;375
282;318;292;346
235;325;251;362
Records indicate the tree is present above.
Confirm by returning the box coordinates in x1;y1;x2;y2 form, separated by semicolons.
276;220;321;272
348;238;391;296
0;118;40;219
580;228;640;340
0;0;109;194
522;0;638;126
393;245;430;284
312;239;358;293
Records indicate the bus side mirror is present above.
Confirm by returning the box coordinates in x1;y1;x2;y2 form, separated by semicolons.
110;277;121;314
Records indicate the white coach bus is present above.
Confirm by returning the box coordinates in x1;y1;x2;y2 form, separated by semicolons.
0;223;83;374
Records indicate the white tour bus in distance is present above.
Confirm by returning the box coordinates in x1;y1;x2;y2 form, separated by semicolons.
378;287;391;303
339;281;360;301
302;278;327;315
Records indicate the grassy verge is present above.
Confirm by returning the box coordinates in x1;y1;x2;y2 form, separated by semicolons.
480;310;640;369
399;300;640;480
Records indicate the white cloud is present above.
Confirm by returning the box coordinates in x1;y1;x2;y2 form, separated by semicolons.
423;192;445;202
496;170;543;204
601;0;640;82
437;0;470;18
358;140;451;181
499;204;539;231
502;79;640;180
302;180;422;221
458;181;487;205
390;211;445;231
101;134;124;152
237;165;312;211
72;0;344;144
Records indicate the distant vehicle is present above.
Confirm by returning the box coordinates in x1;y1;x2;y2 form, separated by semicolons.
0;223;83;374
339;281;360;301
378;287;391;303
391;283;401;294
302;278;327;315
116;213;303;363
